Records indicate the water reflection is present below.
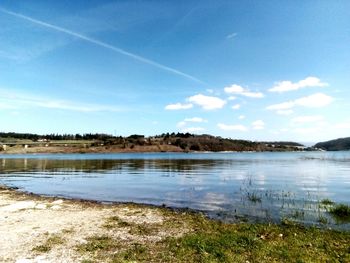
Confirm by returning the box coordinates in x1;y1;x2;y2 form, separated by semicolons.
0;152;349;229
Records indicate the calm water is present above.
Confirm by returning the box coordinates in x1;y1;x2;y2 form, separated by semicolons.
0;152;349;228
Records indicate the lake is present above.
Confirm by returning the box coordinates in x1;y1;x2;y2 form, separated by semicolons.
0;152;349;228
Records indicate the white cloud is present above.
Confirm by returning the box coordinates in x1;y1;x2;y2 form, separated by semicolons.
176;121;186;128
187;94;226;110
238;115;245;120
206;89;214;93
231;104;241;110
181;127;205;133
334;121;350;129
252;120;265;130
291;115;324;124
269;76;328;93
295;93;333;107
267;101;295;111
177;117;207;129
165;103;193;110
224;84;264;98
217;123;248;132
228;96;236;101
184;117;207;123
277;110;294;115
267;93;333;112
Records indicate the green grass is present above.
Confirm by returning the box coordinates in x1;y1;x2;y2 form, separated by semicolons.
32;234;64;253
77;235;119;253
76;210;350;263
103;215;159;236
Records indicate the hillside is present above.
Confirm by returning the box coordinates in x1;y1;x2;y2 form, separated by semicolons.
0;132;304;153
314;137;350;151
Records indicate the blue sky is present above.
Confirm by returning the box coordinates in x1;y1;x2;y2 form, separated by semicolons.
0;0;349;142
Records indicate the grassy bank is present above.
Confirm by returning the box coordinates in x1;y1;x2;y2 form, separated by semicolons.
76;212;350;263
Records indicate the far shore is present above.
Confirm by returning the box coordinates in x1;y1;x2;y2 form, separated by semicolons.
0;144;315;155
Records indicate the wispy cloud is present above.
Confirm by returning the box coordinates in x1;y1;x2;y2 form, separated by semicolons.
231;104;241;110
267;93;333;112
276;110;294;115
0;88;121;112
217;123;248;132
226;32;237;39
252;120;265;130
269;76;328;93
184;117;207;123
224;84;264;98
165;103;193;110
177;117;207;130
0;7;205;84
187;94;226;110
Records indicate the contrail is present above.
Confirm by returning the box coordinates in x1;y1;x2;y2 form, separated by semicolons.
0;7;206;85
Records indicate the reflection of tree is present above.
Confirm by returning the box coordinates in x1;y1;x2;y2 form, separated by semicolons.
0;158;224;174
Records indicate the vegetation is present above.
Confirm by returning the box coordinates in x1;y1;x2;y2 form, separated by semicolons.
0;132;305;152
32;234;64;253
314;137;350;151
76;210;350;263
330;204;350;219
320;198;334;205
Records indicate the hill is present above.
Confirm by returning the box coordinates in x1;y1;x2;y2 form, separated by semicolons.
0;132;304;153
314;137;350;151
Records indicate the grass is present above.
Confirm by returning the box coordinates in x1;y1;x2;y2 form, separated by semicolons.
32;234;64;253
320;198;335;205
329;204;350;220
103;216;131;229
77;235;119;253
75;210;350;263
103;215;159;236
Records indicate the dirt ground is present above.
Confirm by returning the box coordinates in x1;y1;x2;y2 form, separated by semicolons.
0;187;188;263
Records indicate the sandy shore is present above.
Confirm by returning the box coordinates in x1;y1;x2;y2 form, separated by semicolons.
0;187;189;263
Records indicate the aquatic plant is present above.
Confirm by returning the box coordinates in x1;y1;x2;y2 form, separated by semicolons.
329;204;350;219
320;198;334;206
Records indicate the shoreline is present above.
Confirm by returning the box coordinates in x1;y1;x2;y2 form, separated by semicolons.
1;185;349;262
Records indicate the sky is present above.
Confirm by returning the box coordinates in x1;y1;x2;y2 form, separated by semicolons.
0;0;349;143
